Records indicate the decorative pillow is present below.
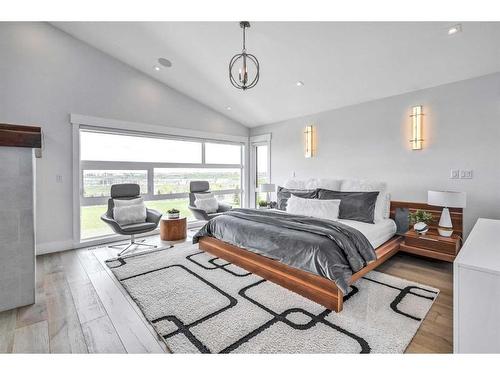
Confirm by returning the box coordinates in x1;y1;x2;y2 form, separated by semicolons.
316;189;379;224
195;196;219;213
194;192;215;200
340;180;389;221
304;178;342;191
286;195;341;221
283;179;307;190
276;186;317;211
113;197;144;207
113;198;147;226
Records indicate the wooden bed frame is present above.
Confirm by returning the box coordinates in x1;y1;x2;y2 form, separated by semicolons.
198;200;462;312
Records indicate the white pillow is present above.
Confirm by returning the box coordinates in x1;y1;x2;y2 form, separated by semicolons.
305;178;342;191
195;196;219;213
283;179;306;190
340;179;390;221
286;195;341;221
113;200;147;226
113;197;144;207
194;192;215;200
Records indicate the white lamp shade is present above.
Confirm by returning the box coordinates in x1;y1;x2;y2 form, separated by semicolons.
427;190;466;208
258;183;276;193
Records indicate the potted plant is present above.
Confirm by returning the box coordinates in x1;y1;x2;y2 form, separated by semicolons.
167;208;180;219
258;200;269;209
409;209;433;235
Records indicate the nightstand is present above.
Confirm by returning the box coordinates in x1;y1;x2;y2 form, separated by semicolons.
400;229;461;262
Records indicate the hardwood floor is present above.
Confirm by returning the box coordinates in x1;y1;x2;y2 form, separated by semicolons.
0;236;453;353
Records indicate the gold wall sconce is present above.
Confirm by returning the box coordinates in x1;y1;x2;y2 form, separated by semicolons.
410;105;423;150
304;125;313;158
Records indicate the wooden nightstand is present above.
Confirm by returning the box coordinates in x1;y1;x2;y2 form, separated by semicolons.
400;229;462;262
160;217;187;241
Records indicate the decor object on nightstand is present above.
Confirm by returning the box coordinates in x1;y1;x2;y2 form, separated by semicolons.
428;190;467;237
409;209;433;235
258;199;269;209
167;208;180;219
258;183;276;204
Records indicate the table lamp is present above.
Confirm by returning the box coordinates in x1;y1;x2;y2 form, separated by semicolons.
427;190;466;237
258;183;276;204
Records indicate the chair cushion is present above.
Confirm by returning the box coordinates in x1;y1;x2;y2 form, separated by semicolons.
120;222;157;233
190;181;210;193
113;198;147;226
194;192;214;200
195;196;219;213
111;184;140;198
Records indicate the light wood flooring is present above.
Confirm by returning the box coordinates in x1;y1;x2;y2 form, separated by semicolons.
0;236;453;353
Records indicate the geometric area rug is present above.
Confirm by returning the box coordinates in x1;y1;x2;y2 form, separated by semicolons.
105;241;439;353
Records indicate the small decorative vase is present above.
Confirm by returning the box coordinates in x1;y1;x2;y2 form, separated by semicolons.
413;222;429;235
167;213;179;219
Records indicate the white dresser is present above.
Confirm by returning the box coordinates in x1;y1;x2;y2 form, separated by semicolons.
454;218;500;353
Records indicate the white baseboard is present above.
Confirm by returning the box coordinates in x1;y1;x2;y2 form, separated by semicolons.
36;239;74;255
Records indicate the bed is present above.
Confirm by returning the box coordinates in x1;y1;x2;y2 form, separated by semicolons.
193;178;404;312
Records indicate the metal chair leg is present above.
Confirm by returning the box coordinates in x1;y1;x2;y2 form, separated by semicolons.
116;234;157;257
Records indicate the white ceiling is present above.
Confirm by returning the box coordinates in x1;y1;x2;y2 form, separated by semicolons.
52;22;500;127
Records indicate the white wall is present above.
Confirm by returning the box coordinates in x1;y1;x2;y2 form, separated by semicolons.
0;22;249;253
251;73;500;236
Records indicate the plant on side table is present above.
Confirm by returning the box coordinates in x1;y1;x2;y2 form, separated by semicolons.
409;209;433;235
167;208;180;219
258;200;269;209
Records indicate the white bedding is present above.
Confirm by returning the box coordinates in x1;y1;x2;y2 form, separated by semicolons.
337;218;397;249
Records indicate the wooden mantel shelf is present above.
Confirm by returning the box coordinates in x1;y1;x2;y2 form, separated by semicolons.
0;123;42;148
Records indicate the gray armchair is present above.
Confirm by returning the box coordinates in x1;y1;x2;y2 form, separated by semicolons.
188;181;232;221
101;183;162;256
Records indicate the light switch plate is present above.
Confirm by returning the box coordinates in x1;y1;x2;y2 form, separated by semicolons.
450;169;460;179
460;169;473;179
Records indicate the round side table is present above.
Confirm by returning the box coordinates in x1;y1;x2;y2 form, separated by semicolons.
160;217;187;241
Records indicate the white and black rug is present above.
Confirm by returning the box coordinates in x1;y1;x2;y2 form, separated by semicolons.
105;242;439;353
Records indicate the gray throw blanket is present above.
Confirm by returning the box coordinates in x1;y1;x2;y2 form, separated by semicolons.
193;209;376;294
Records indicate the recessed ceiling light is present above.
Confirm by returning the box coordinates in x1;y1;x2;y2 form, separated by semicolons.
447;24;462;36
153;65;161;71
226;106;232;111
296;81;304;87
158;58;172;68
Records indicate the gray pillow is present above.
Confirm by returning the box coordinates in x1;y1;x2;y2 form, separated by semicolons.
276;186;317;211
316;189;379;223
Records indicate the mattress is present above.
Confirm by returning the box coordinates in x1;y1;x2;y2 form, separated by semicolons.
337;218;397;249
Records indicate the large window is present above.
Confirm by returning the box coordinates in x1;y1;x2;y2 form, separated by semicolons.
79;129;244;240
254;144;269;206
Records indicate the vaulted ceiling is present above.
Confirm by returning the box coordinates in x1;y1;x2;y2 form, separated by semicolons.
53;22;500;127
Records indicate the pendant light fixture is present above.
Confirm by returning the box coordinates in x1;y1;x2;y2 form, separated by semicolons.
229;21;260;90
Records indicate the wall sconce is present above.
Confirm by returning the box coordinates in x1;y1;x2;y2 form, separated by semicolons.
410;105;423;150
304;125;313;158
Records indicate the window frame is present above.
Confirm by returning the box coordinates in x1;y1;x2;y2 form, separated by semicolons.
249;134;272;208
72;117;247;247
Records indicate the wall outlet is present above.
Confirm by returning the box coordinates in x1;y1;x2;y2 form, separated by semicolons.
450;169;460;179
460;169;473;179
56;175;63;183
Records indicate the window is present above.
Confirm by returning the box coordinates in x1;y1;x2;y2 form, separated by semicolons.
79;129;244;241
80;131;202;163
205;142;241;164
255;144;269;205
83;170;148;197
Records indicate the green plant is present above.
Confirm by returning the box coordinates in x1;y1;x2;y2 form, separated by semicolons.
409;210;433;226
167;208;180;214
258;199;268;208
